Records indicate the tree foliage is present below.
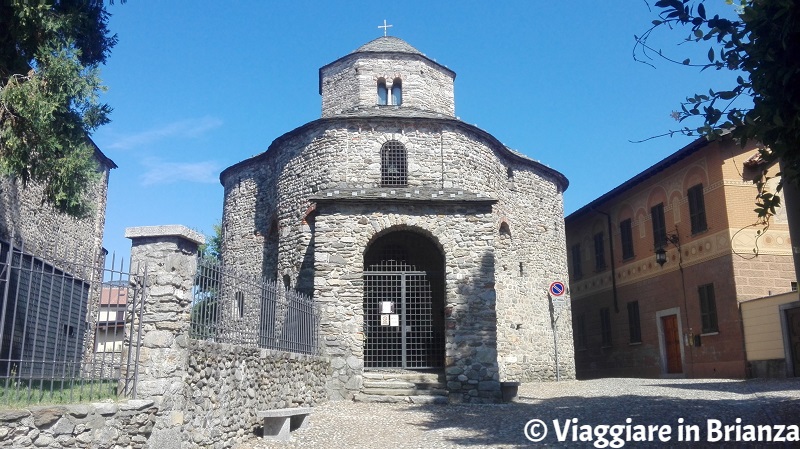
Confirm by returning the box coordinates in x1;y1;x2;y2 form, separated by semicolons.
199;221;222;260
0;1;119;217
635;0;800;222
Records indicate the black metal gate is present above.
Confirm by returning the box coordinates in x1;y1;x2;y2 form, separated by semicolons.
364;259;443;369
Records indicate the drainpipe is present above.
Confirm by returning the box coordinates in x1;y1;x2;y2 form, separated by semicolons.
593;208;619;313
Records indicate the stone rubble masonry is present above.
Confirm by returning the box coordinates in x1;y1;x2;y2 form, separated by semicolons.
0;156;113;266
126;225;204;449
123;225;330;448
0;400;157;448
182;340;329;447
321;54;455;117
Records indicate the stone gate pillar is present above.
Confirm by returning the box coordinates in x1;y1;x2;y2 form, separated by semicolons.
125;225;204;448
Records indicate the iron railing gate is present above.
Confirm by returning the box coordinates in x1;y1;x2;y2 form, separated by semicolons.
0;237;146;406
364;264;443;369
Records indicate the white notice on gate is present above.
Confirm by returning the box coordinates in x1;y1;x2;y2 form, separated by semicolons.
390;314;400;327
380;314;390;326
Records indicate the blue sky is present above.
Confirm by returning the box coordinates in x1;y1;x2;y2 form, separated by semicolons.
92;1;743;258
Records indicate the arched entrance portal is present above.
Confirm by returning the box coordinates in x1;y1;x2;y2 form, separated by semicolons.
363;230;445;369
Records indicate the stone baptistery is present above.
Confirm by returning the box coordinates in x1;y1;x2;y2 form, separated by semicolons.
220;35;574;402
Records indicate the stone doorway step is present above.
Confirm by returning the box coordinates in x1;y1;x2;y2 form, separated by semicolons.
355;370;448;404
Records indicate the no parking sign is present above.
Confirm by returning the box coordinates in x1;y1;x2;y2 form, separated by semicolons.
549;281;566;297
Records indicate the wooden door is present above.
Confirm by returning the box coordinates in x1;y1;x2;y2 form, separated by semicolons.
786;308;800;376
662;315;683;374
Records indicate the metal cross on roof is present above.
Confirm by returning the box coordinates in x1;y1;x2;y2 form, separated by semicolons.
378;20;393;36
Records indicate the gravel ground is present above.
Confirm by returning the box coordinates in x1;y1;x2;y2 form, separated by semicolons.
236;377;800;448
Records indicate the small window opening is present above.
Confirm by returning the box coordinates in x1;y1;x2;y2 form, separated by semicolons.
380;141;408;186
499;222;511;238
283;274;292;290
377;78;388;105
391;78;402;106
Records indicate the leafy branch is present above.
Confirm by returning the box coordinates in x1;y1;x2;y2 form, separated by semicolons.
635;0;800;225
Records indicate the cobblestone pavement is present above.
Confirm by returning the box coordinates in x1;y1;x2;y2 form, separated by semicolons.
236;377;800;448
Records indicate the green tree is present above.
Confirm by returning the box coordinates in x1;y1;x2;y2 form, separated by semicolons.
199;221;223;260
0;0;121;217
635;0;799;221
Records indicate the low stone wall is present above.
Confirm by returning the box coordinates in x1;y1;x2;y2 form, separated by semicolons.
182;339;330;447
0;400;157;448
0;341;330;449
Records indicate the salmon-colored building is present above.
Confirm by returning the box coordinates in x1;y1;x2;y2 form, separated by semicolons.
565;136;796;379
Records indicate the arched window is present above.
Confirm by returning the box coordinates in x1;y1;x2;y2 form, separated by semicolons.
381;140;407;186
391;78;402;106
377;78;388;105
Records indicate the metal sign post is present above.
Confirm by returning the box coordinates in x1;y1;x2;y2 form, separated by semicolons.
548;281;566;381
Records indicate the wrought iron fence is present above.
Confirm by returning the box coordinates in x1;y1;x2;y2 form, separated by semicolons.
0;239;146;406
191;256;319;355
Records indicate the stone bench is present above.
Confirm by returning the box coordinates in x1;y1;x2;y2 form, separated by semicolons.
501;381;521;402
257;407;313;441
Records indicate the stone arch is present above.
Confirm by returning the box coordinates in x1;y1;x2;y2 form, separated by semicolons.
362;227;446;369
363;224;446;262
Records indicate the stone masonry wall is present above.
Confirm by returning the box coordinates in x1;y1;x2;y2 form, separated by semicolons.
0;347;329;449
221;118;574;394
321;55;455;117
0;166;111;265
0;400;157;448
493;161;575;381
181;341;329;447
312;203;500;402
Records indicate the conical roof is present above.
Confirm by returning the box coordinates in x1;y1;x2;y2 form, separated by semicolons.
353;36;423;55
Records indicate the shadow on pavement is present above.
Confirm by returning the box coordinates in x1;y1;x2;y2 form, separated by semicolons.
409;392;800;447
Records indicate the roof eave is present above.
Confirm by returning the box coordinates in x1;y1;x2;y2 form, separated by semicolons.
566;135;712;222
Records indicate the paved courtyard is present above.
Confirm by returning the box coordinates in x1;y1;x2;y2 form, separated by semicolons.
238;377;800;448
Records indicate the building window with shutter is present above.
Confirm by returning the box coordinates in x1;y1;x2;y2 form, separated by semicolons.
620;218;634;260
594;232;606;271
698;283;718;333
651;203;666;250
688;184;708;234
571;243;583;280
